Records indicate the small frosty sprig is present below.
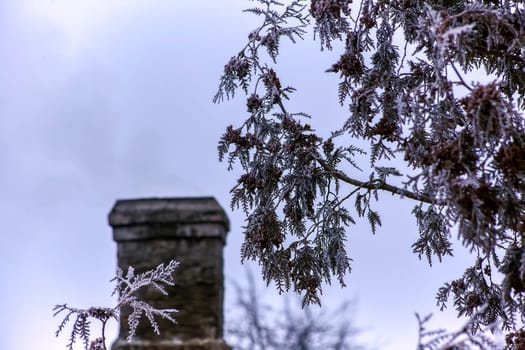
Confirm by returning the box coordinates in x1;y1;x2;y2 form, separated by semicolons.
416;313;502;349
112;260;179;340
54;259;179;350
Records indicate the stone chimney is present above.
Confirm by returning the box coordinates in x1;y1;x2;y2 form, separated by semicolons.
108;197;231;350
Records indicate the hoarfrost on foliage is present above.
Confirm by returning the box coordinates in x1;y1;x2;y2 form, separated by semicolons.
54;259;179;350
214;0;525;343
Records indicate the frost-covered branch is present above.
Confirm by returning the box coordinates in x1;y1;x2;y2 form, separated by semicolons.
215;0;525;335
54;259;179;350
316;158;441;205
416;313;502;349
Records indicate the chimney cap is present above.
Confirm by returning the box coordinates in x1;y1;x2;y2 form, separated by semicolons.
108;197;230;231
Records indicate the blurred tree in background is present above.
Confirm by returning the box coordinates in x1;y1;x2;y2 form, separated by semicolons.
226;269;368;350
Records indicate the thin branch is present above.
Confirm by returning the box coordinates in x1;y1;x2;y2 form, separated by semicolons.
317;158;444;205
397;39;409;76
450;62;473;91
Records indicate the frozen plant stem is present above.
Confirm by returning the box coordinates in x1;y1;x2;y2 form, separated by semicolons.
53;259;179;350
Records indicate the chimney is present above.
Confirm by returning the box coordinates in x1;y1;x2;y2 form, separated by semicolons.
108;197;231;350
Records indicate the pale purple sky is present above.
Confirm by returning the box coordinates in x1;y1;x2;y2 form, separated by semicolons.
0;1;481;349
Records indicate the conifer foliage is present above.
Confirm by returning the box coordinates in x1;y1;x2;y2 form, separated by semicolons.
54;260;179;350
215;0;525;338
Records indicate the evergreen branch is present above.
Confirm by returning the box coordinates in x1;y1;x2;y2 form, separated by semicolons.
54;260;179;350
216;0;525;332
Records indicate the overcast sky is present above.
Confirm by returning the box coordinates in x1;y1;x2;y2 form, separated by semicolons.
0;1;488;349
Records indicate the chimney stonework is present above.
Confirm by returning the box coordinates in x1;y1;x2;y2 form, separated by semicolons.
108;197;231;350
